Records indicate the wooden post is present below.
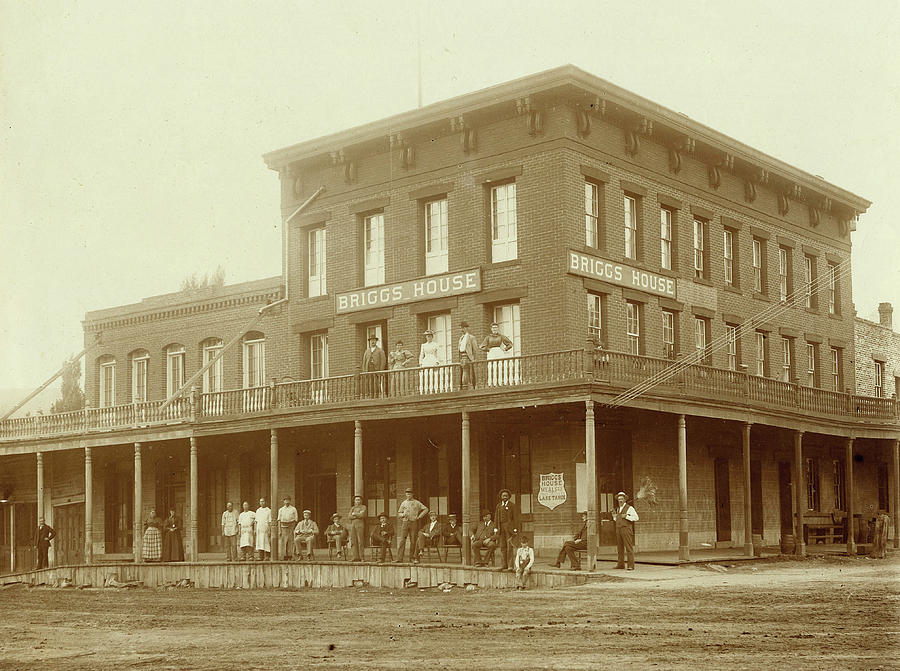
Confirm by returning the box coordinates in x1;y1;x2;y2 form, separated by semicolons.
585;400;598;568
742;422;753;557
36;452;44;524
189;437;199;561
793;431;806;557
270;429;278;560
845;436;856;555
893;438;899;549
354;421;363;499
134;443;142;563
84;447;93;564
461;410;471;566
678;414;690;561
9;505;15;573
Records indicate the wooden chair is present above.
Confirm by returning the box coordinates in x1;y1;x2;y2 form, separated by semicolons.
368;542;393;562
327;536;348;560
418;536;442;563
442;541;462;564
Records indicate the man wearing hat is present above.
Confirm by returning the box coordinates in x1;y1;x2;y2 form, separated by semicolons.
276;496;299;561
457;321;478;389
396;487;428;563
325;513;349;559
614;491;639;570
293;508;319;560
494;488;520;570
370;512;395;563
470;510;498;566
553;511;588;570
347;495;367;562
361;334;387;397
417;510;443;561
441;513;463;558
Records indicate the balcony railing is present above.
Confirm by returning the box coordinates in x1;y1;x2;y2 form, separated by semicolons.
0;349;895;442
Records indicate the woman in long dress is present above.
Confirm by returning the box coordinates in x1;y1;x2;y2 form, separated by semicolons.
162;509;185;562
142;509;163;562
388;340;414;396
480;322;514;386
418;329;443;393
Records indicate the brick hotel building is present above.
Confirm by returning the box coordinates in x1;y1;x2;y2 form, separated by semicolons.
1;66;897;575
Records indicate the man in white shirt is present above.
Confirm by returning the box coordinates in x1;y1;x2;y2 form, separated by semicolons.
514;534;535;589
237;502;256;562
221;501;239;562
276;496;299;560
396;487;428;563
458;321;478;389
613;491;639;570
417;510;443;561
255;498;273;561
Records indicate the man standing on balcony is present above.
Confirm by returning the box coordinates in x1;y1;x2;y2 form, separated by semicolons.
614;491;639;570
361;335;387;398
255;498;272;561
277;496;298;560
495;488;520;570
395;487;428;563
221;502;239;562
458;321;478;389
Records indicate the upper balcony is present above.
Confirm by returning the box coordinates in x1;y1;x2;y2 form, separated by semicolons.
1;348;896;447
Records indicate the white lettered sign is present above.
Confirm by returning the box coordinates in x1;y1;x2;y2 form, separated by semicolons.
538;472;567;510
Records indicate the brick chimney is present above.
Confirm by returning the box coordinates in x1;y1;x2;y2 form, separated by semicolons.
878;302;893;329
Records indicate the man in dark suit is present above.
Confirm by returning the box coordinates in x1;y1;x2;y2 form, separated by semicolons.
416;510;443;561
494;488;520;570
470;510;498;567
370;512;395;563
441;513;463;552
553;511;588;570
34;517;56;569
361;335;387;397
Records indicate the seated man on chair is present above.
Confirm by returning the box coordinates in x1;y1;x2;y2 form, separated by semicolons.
442;514;462;553
553;511;588;570
417;511;443;562
325;513;349;559
470;510;498;567
294;509;319;561
370;512;395;563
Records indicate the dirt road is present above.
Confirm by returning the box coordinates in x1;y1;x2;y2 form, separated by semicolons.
2;554;898;670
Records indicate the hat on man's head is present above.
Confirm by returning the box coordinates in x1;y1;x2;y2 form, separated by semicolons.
302;509;311;514
460;321;469;328
448;513;457;519
481;509;492;517
499;488;511;498
404;487;414;494
332;513;341;520
378;512;388;519
423;329;434;336
368;335;378;341
616;491;628;498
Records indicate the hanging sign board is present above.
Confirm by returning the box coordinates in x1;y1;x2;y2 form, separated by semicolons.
538;472;567;510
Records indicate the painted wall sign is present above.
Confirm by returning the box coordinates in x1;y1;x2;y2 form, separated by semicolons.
336;268;481;314
538;472;567;510
567;250;677;300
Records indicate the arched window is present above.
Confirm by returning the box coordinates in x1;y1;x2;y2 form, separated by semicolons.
164;344;186;398
97;355;116;408
242;331;266;388
201;338;224;394
129;349;150;403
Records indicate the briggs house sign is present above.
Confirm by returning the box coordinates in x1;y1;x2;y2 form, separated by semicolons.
567;250;677;299
538;472;567;510
336;268;481;314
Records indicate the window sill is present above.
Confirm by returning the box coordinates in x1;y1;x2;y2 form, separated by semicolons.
692;276;713;287
580;244;607;257
805;307;820;316
724;285;742;295
490;259;521;269
301;294;330;304
752;292;770;302
656;267;678;278
828;312;843;321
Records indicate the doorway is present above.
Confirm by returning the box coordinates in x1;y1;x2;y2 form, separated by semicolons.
53;503;84;566
778;461;793;533
750;460;764;535
714;457;731;542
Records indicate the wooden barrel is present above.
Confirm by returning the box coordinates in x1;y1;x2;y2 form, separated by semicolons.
752;534;764;556
780;534;796;554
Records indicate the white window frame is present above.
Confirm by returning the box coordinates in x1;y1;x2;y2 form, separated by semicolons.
427;313;453;365
202;340;224;394
827;262;837;314
308;227;327;297
756;332;766;377
804;255;814;309
725;325;738;371
781;337;792;383
310;334;329;379
660;208;672;270
492;304;521;357
806;343;816;387
99;361;116;408
626;301;640;355
624;195;637;260
778;247;789;302
166;345;185;399
662;310;675;360
831;347;841;391
723;229;734;286
491;183;517;263
131;354;148;403
585;182;600;249
242;338;266;389
753;238;763;293
874;361;884;398
693;219;705;280
694;317;709;364
364;213;385;286
424;198;449;275
587;294;603;341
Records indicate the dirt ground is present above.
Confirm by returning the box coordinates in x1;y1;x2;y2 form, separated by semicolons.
2;554;898;670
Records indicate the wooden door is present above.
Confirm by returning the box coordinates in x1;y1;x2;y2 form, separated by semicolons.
53;503;84;566
714;458;731;542
778;461;793;533
750;460;764;535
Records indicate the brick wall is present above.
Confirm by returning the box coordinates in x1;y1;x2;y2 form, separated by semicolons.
854;316;900;397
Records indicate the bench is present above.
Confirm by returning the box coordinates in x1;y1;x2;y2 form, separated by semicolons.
803;511;846;544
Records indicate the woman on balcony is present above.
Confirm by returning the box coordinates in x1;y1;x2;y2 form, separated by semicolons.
418;330;443;393
480;322;514;386
162;509;184;562
388;340;415;396
142;509;163;562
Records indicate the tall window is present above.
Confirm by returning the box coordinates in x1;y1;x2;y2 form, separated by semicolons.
662;310;676;359
806;343;817;387
804;255;816;309
310;334;328;379
585;182;600;249
831;347;842;391
660;208;672;270
723;229;734;286
493;304;521;356
725;324;738;371
624;195;637;260
693;219;706;280
755;332;767;377
833;460;846;510
805;458;820;511
202;339;224;394
874;361;884;397
427;313;453;365
491;182;517;262
587;293;603;341
166;345;185;399
424;198;448;275
752;238;763;293
694;317;710;364
827;262;838;314
243;335;266;388
363;213;385;286
99;359;116;408
781;337;792;383
308;227;326;297
131;352;148;403
626;301;641;355
778;246;790;302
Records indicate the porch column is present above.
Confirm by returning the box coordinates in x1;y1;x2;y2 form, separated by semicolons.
742;422;753;557
269;429;278;560
133;443;142;563
36;452;44;523
845;436;856;555
9;505;15;573
585;400;597;568
678;414;689;561
354;421;363;499
461;410;471;566
793;431;806;557
189;437;199;561
84;447;93;564
893;438;899;549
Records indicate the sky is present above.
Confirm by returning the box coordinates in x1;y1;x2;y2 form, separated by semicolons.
2;1;899;407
